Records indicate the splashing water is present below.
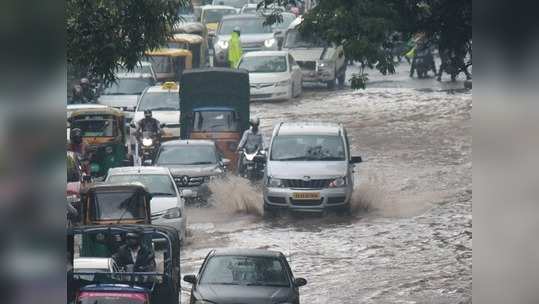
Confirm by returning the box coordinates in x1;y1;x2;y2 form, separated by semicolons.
209;175;264;216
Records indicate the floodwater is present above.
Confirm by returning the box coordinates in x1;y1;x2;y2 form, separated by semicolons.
179;66;472;303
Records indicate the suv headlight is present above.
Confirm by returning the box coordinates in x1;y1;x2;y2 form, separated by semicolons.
264;37;276;48
275;80;289;87
163;207;181;219
217;40;229;49
318;60;334;70
267;177;283;187
329;177;346;188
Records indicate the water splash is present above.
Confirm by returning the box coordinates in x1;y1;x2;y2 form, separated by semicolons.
209;175;263;216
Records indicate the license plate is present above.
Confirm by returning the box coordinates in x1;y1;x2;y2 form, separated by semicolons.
292;192;320;200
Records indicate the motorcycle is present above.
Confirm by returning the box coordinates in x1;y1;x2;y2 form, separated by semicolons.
414;46;436;78
138;130;160;166
240;147;266;182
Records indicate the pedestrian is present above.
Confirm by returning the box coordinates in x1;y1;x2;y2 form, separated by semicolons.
228;27;243;68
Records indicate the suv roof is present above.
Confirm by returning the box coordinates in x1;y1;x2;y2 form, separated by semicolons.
276;122;342;136
107;166;171;175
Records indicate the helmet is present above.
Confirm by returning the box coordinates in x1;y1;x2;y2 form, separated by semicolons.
249;117;260;126
144;109;152;118
233;26;241;34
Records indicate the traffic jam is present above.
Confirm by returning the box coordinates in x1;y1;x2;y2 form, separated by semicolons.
67;0;472;303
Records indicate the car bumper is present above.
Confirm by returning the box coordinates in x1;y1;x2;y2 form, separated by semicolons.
263;186;351;212
250;85;290;101
301;69;335;83
177;184;211;201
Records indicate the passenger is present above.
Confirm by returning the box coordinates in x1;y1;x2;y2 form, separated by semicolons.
228;27;243;68
236;117;264;175
113;232;156;272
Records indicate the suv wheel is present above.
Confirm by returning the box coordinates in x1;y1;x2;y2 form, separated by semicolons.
326;78;336;90
337;70;346;88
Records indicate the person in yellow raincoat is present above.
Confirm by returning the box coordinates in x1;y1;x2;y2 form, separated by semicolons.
228;27;243;68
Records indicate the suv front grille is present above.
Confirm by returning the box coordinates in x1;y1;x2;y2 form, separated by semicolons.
174;176;205;187
282;179;332;189
296;61;316;71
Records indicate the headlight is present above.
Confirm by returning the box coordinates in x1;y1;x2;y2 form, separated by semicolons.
163;207;181;219
105;146;114;154
267;177;283;187
142;138;153;147
264;38;276;48
217;40;229;49
318;61;334;69
329;177;346;187
275;80;289;87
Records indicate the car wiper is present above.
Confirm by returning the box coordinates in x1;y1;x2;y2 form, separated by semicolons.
151;192;175;196
188;161;214;165
275;156;307;161
151;107;178;111
315;156;344;160
246;282;288;287
212;282;241;285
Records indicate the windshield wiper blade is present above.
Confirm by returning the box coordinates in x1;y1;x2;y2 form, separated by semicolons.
275;156;307;161
213;282;241;285
189;161;213;165
151;107;177;111
151;192;175;196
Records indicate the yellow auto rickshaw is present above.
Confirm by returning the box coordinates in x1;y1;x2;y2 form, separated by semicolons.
167;33;207;68
144;48;193;82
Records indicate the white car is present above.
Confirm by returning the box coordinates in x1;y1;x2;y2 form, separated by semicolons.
105;166;187;243
133;82;181;142
73;257;118;281
238;51;303;101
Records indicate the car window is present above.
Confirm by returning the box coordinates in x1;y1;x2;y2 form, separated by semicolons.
199;256;290;286
107;174;176;197
270;135;346;161
238;56;287;73
137;92;180;111
156;145;218;165
90;191;147;221
71;118;117;137
219;18;272;34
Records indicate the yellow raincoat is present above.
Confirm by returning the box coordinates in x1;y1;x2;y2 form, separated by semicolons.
228;31;243;68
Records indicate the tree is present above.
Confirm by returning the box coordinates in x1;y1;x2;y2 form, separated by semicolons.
259;0;472;88
67;0;187;86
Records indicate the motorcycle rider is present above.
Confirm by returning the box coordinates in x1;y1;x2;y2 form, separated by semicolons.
236;118;264;176
409;39;436;78
136;110;162;139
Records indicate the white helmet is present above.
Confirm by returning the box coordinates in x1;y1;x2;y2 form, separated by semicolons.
249;117;260;126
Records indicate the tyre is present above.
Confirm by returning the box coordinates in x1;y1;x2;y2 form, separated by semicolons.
336;204;352;216
337;71;346;88
326;78;336;89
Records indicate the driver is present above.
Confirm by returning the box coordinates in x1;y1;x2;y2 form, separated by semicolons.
113;232;156;272
136;110;162;139
236;117;264;175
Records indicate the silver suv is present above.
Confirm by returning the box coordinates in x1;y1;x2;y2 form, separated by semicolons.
263;122;362;214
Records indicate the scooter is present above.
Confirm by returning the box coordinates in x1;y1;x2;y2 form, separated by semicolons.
240;148;266;182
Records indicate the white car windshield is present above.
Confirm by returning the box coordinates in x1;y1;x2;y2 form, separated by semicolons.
156;145;217;165
239;56;287;73
107;174;176;196
271;135;346;161
219;18;272;34
138;92;179;111
103;78;154;95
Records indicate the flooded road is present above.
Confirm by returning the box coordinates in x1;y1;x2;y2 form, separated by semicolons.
180;66;472;303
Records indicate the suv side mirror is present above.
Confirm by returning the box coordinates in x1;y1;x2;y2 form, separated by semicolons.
350;156;362;163
294;277;307;287
183;274;197;284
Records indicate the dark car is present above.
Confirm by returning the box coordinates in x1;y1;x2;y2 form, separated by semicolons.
183;248;307;304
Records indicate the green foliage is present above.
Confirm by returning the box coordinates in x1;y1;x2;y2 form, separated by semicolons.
67;0;187;85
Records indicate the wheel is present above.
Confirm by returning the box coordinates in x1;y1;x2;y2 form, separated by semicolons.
326;78;336;89
289;83;295;99
263;203;278;218
337;70;346;88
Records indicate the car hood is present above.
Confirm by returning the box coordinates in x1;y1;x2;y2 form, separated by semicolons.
286;48;326;61
267;161;348;179
98;95;139;108
249;72;289;84
197;284;293;304
160;164;222;177
150;196;179;214
133;111;180;125
217;33;274;44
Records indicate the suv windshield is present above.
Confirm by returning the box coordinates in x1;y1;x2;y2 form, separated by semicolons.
213;0;249;8
219;18;272;35
238;56;287;73
90;191;146;220
271;135;346;161
103;77;154;95
193;110;239;132
138;92;179;111
203;9;237;23
107;175;176;196
200;256;290;287
284;29;328;48
156;145;217;165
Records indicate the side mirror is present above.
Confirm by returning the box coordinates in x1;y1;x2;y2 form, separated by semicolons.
274;29;283;36
221;158;231;167
294;277;307;287
183;274;197;284
350;156;362;163
181;189;195;198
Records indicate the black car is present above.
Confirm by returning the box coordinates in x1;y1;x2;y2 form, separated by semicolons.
184;248;307;304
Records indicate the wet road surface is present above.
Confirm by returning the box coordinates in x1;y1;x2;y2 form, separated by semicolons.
180;63;472;303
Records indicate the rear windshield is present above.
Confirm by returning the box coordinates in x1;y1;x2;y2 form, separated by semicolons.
156;145;217;165
192;110;240;132
90;191;146;221
107;175;176;197
219;18;272;35
71;118;117;137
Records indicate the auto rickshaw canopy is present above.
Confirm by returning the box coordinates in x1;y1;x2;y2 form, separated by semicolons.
170;33;204;45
